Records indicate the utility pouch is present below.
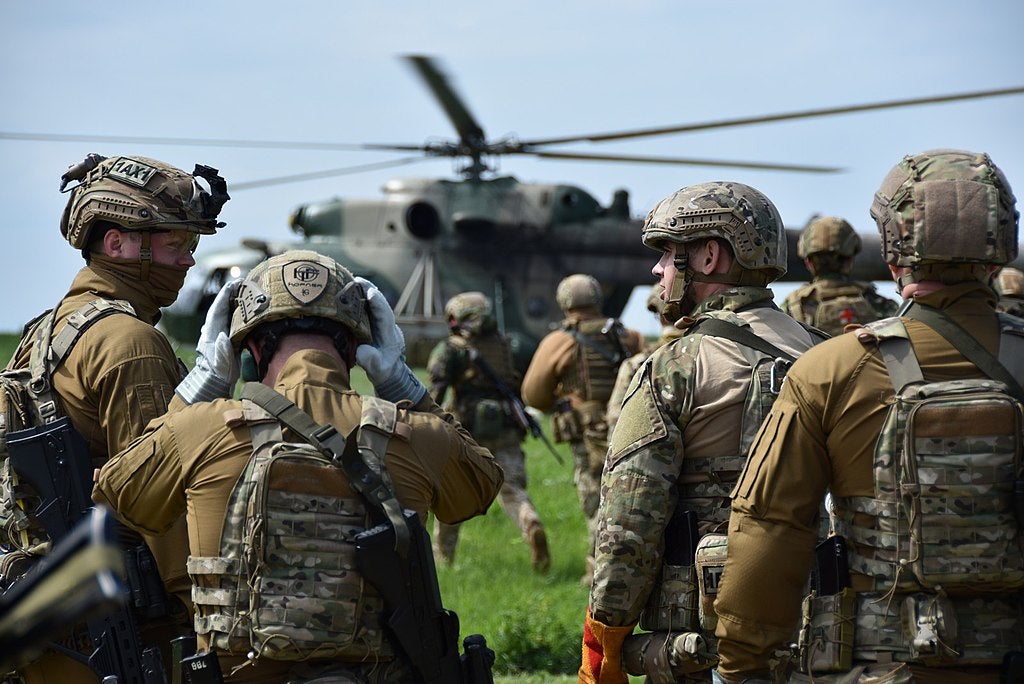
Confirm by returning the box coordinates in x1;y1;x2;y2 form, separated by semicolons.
797;588;855;673
900;592;960;665
472;399;505;439
694;534;727;633
639;563;699;632
551;402;581;443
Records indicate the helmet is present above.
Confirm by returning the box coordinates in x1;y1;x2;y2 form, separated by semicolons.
870;149;1018;272
229;250;372;349
995;266;1024;298
59;154;230;249
797;216;861;259
556;274;603;311
642;181;787;282
445;291;496;335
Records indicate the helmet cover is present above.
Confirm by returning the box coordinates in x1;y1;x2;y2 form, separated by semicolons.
798;216;861;259
556;274;603;311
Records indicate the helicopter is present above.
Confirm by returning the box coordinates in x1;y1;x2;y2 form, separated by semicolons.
8;56;1023;364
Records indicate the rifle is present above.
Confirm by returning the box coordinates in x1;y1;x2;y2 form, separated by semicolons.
6;417;168;683
467;349;564;465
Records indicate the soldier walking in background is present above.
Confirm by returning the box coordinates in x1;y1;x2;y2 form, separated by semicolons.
995;265;1024;317
782;215;898;335
714;149;1024;683
428;291;550;572
521;274;643;585
1;153;229;683
94;251;503;682
580;182;826;684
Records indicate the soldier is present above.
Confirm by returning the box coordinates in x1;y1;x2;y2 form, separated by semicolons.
2;153;229;683
781;215;898;335
579;181;827;684
521;274;644;585
94;250;503;682
605;284;682;435
995;265;1024;317
713;149;1024;683
428;292;550;572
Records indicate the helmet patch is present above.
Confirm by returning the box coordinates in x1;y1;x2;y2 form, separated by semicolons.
282;260;329;304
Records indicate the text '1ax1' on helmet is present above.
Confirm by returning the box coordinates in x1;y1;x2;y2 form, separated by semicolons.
642;181;787;283
797;215;862;259
556;274;603;312
445;291;495;335
229;250;372;350
59;153;230;249
870;148;1019;272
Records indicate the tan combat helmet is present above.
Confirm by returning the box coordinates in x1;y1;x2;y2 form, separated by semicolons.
230;250;372;351
995;266;1024;299
870;148;1018;287
59;154;229;251
797;216;862;259
444;291;496;335
556;274;603;312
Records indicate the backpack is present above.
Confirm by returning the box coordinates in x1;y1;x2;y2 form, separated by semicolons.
188;387;402;662
843;306;1024;594
0;299;135;553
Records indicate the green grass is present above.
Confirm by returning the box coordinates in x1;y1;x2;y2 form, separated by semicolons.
1;331;642;680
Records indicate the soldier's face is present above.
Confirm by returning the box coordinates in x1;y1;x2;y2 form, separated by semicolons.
653;243;678;296
117;229;198;269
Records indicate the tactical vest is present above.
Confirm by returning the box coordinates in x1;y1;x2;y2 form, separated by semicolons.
0;299;135;552
786;280;881;336
447;334;520;438
187;394;401;662
804;311;1024;672
560;317;629;404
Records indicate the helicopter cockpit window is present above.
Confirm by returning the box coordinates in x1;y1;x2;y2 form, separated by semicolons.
405;201;442;239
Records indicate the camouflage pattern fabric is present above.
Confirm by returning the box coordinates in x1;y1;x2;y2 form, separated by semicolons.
607;326;683;436
782;278;898;336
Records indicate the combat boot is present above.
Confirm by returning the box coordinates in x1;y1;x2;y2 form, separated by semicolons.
527;523;550;574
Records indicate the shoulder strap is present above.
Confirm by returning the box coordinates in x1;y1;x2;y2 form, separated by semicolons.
240;382;411;556
566;318;627;365
686;317;796;363
903;302;1024;403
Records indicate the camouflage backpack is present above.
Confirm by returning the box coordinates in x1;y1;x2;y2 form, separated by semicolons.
187;386;401;662
0;300;135;554
786;280;885;337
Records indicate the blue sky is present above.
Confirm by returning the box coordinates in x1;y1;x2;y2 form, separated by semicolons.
2;1;1022;336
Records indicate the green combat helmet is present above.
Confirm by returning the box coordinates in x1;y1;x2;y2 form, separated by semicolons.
870;148;1019;288
229;250;373;351
642;181;787;319
556;274;603;312
444;291;496;336
59;153;229;251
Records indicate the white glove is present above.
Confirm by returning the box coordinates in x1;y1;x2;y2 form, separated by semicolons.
354;277;426;404
176;278;243;403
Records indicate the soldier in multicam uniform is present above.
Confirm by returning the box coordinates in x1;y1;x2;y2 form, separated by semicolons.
2;153;229;683
714;149;1024;683
781;215;898;336
521;274;644;585
995;266;1024;317
93;251;503;682
579;181;826;684
605;284;682;436
427;291;550;572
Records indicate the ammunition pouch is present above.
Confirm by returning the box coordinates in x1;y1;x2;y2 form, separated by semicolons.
640;562;698;632
694;534;727;638
551;401;581;444
797;588;855;673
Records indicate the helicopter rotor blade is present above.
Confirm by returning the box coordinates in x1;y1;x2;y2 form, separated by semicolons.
403;55;487;150
518;86;1024;147
229;156;428;191
0;131;370;152
528;150;842;174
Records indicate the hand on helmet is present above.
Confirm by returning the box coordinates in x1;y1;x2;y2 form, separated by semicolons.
353;277;426;404
176;278;243;403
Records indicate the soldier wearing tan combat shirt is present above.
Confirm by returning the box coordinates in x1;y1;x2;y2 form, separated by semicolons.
94;251;503;682
2;154;229;684
579;182;826;684
521;274;643;585
714;149;1024;683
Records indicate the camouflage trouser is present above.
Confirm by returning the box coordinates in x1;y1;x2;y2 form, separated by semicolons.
433;431;542;563
571;426;608;559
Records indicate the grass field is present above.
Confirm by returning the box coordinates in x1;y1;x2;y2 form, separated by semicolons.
2;331;641;682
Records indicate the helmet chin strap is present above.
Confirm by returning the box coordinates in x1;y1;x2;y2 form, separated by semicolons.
138;230;153;282
662;250;694;322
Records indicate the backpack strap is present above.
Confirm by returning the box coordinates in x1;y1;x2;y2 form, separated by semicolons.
903;302;1024;403
686;317;797;363
240;382;411;556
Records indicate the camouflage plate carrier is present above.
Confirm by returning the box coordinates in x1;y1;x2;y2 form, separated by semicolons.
784;280;894;337
187;394;402;663
803;308;1024;674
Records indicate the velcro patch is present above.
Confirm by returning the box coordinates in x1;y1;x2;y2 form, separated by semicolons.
107;157;158;188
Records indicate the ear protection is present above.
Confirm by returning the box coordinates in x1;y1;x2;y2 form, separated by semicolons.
240;349;259;382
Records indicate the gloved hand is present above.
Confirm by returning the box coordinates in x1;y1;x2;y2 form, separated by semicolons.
176;278;243;403
354;277;427;405
579;607;633;684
